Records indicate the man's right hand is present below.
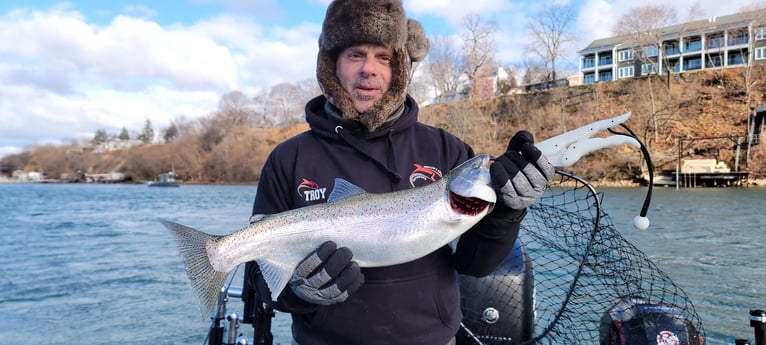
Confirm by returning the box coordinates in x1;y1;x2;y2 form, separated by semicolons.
289;241;364;305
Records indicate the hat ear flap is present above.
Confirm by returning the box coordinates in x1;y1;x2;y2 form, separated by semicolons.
316;51;358;122
406;19;428;62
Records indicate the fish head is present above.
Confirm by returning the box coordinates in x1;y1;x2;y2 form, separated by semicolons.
447;154;496;216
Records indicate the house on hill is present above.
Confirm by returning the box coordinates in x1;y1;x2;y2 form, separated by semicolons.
578;9;766;84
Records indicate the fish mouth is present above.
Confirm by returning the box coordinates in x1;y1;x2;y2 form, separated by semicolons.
449;191;493;216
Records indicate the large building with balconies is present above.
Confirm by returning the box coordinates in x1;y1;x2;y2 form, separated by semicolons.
578;9;766;84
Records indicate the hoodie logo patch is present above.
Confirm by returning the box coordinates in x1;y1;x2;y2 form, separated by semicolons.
297;178;327;202
409;164;443;187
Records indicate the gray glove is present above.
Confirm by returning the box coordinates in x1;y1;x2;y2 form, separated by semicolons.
289;241;364;305
491;131;555;210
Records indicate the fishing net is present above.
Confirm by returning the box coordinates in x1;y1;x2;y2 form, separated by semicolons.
457;171;706;345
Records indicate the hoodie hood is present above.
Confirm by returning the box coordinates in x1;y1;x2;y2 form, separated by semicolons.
305;95;419;141
303;95;422;184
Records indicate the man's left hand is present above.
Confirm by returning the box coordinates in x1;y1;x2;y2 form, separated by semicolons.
491;130;555;210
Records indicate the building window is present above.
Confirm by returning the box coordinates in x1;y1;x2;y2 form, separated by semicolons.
728;52;747;65
618;49;634;61
707;55;723;68
582;56;595;68
643;45;659;57
683;57;702;70
662;61;680;74
618;66;634;78
756;47;766;60
728;30;749;46
664;41;680;55
707;34;725;49
684;38;702;52
641;63;657;75
756;27;766;40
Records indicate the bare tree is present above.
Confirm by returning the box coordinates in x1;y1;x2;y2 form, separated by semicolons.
461;13;499;98
161;114;196;143
613;5;678;144
197;91;257;151
520;59;547;85
426;35;463;102
295;78;321;101
408;63;434;103
269;82;305;125
612;5;678;83
218;90;256;128
526;2;576;82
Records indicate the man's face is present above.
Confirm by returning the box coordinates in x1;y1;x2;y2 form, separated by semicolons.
336;44;393;113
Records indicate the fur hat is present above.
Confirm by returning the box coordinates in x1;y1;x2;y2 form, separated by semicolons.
317;0;428;131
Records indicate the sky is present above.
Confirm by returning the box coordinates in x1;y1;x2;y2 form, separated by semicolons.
0;0;761;157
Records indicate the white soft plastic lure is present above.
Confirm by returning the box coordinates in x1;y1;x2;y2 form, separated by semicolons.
536;111;650;230
538;112;639;167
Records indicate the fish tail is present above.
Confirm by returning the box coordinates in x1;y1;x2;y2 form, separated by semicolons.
160;219;229;318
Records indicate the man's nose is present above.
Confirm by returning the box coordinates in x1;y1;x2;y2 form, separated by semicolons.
360;56;377;76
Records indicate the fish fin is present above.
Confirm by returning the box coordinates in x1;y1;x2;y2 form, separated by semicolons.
258;259;296;301
249;214;267;224
448;236;461;253
328;178;366;202
160;219;228;319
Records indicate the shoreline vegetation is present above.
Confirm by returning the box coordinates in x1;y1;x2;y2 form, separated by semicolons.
3;66;766;186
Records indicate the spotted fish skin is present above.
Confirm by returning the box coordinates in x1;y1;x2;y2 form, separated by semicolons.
162;154;496;318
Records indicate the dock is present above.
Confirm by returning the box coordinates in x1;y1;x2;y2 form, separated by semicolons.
652;171;750;187
647;158;749;187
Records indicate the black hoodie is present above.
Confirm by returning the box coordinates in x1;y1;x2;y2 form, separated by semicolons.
245;95;523;345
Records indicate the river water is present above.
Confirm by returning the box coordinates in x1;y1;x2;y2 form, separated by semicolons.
0;183;763;345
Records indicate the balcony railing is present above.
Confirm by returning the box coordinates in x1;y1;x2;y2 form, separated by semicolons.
728;37;749;46
665;47;681;55
684;41;702;52
707;37;725;49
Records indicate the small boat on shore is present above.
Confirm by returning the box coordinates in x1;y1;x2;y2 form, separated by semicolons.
147;172;180;187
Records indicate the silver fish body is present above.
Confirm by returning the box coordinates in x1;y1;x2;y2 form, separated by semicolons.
162;154;496;317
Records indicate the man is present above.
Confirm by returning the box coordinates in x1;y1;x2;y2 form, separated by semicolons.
243;0;554;344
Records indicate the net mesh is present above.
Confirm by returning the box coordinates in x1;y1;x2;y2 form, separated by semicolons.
458;171;706;345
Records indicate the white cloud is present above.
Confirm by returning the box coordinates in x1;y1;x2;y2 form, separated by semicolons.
190;0;283;17
576;0;615;47
190;15;321;90
123;4;157;19
0;7;244;156
407;0;513;26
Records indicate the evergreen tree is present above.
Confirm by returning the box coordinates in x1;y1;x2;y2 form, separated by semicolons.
138;119;154;144
119;127;130;140
93;128;108;144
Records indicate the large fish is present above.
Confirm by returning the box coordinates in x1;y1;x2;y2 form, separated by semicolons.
163;113;640;317
162;154;497;317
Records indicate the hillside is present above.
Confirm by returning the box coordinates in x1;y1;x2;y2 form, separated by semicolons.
4;65;766;184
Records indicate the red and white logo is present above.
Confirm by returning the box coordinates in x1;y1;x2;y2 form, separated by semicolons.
409;163;442;187
297;178;327;202
656;331;679;345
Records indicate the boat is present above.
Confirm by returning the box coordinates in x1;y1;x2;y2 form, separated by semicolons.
147;171;181;187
